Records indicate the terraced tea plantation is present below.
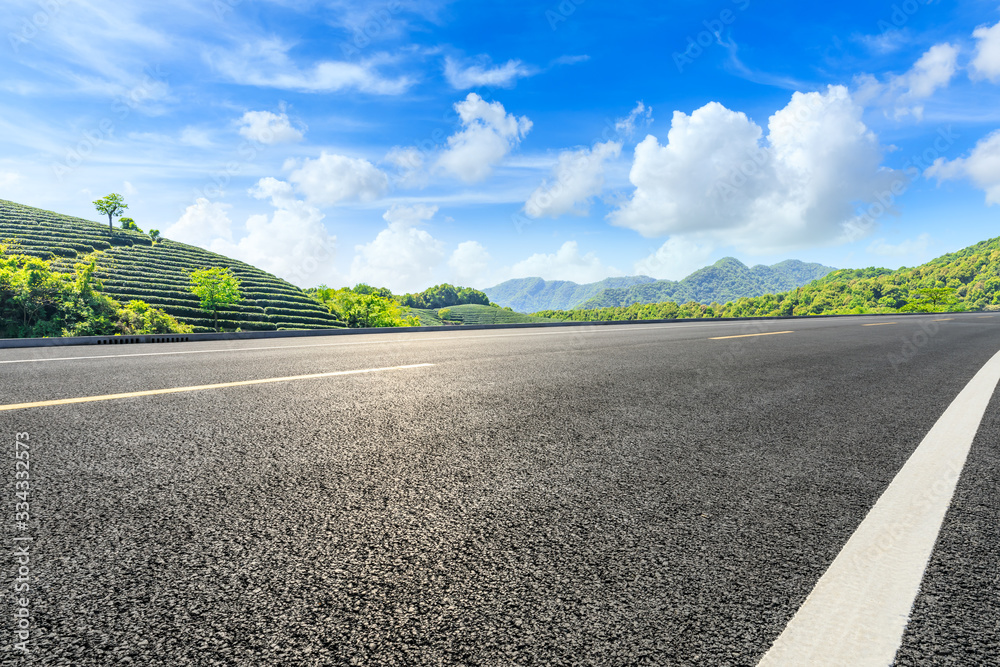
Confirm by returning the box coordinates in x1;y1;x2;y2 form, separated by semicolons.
436;304;553;325
0;200;344;332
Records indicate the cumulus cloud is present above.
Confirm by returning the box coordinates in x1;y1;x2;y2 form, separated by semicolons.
524;140;622;218
437;93;532;182
867;233;931;257
209;38;412;95
210;179;338;288
238;110;305;144
610;85;901;253
350;205;446;293
448;240;492;287
926;129;1000;205
508;241;621;283
971;20;1000;82
288;152;389;205
633;238;714;281
444;56;536;89
163;198;235;247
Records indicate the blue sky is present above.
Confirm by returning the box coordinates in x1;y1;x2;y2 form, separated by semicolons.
2;0;1000;293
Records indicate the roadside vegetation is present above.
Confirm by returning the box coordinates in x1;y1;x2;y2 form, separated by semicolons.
0;243;191;338
0;199;344;334
306;283;524;328
537;238;1000;321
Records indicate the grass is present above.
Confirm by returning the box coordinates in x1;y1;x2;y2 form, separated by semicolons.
0;199;344;332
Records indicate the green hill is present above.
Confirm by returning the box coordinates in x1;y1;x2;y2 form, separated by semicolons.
536;237;1000;321
485;259;835;312
0;199;344;332
575;258;837;308
482;275;657;312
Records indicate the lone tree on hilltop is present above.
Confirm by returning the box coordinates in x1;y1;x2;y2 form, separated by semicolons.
189;267;242;332
93;194;128;233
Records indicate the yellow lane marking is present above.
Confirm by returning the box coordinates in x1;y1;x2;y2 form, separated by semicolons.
863;322;897;326
709;331;793;340
933;318;954;322
0;363;435;412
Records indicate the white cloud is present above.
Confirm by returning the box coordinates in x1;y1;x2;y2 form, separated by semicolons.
238;110;304;144
437;94;532;182
448;240;492;287
858;30;909;55
610;85;901;253
208;38;412;95
926;129;1000;205
633;238;714;281
903;44;959;98
444;56;536;89
508;241;621;283
288;152;389;205
867;233;931;257
210;179;338;288
615;102;653;137
855;43;959;119
349;205;446;293
971;20;1000;82
249;176;297;208
384;146;427;187
163;198;235;247
524;140;622;218
895;43;959;118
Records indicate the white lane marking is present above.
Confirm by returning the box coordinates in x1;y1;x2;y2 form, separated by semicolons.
759;347;1000;666
0;363;435;412
0;322;769;365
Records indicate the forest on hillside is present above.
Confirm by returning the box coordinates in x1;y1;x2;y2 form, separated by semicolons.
536;238;1000;322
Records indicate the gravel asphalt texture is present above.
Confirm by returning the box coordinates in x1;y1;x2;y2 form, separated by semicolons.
1;314;998;666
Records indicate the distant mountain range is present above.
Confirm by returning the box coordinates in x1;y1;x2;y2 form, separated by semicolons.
483;258;837;312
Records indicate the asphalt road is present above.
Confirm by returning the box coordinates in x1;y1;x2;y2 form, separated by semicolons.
1;314;998;666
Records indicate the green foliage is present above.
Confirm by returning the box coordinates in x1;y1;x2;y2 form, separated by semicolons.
900;287;960;313
437;307;452;320
119;217;142;233
93;193;127;232
189;267;242;331
148;229;161;244
1;199;345;333
351;283;394;299
0;244;190;338
309;285;418;328
398;283;490;309
484;260;836;311
537;240;1000;321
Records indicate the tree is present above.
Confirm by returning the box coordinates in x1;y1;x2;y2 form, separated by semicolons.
119;217;141;232
148;229;161;244
93;194;128;233
901;287;960;313
308;286;417;328
189;267;242;331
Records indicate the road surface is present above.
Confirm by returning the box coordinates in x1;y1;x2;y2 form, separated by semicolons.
1;314;998;665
